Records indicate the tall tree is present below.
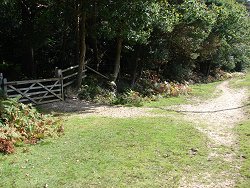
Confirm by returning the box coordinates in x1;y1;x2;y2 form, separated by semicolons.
99;0;158;82
76;0;87;90
18;0;49;78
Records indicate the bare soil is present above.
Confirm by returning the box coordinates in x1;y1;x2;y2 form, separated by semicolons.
40;100;159;118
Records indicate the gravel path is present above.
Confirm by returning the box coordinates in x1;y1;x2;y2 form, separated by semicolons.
179;81;247;147
40;99;160;118
178;81;248;188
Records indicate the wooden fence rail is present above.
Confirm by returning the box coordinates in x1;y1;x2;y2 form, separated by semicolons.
60;65;87;88
0;63;110;104
0;65;86;105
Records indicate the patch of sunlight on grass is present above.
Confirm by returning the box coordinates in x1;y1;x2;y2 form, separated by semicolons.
236;115;250;187
230;71;250;90
232;71;250;187
143;95;187;107
236;104;250;187
0;116;210;188
189;81;222;100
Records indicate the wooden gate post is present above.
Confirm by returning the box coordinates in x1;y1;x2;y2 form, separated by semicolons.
0;73;7;97
0;73;3;97
0;73;3;88
55;67;59;77
55;67;64;101
3;78;8;97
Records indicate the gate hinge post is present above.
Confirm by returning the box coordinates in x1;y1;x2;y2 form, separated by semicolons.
55;67;64;101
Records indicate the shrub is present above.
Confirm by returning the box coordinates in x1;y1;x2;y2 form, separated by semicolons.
77;72;191;106
113;90;143;107
0;138;14;154
134;71;191;97
0;98;63;154
163;63;193;82
93;91;117;104
212;69;246;81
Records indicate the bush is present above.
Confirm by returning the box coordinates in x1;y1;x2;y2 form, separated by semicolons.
211;69;246;81
163;63;193;82
0;138;14;154
0;88;5;100
78;76;114;102
113;90;143;107
77;72;191;106
0;98;63;154
93;91;117;104
134;71;191;97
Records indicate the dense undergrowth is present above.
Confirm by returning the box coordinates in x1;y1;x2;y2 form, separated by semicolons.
0;98;63;154
78;70;245;106
78;77;190;106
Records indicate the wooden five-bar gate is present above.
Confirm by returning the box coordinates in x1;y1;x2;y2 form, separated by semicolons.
0;65;86;105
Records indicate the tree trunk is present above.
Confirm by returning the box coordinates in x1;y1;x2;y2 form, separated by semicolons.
131;46;141;87
76;3;87;91
206;61;211;77
112;38;123;82
59;1;69;68
74;0;80;67
131;58;139;88
20;1;36;78
137;61;144;82
92;1;100;71
30;46;35;78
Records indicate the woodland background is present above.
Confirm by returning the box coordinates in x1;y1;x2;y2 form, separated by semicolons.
0;0;250;90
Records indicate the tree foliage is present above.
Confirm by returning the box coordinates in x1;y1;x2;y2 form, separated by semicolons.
0;0;249;85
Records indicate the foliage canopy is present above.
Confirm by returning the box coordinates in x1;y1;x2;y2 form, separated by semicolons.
0;0;249;83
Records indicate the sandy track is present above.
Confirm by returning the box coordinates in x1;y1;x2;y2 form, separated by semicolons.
179;81;248;188
179;81;247;147
40;99;160;118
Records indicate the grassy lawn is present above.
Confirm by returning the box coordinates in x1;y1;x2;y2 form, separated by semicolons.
143;96;187;107
233;71;250;187
189;81;222;99
1;76;248;187
237;114;250;188
0;116;211;188
230;71;250;89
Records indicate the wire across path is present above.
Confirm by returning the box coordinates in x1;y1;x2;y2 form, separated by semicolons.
158;103;250;114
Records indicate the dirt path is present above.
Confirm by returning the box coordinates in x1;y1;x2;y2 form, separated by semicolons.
178;81;248;188
41;100;160;118
179;81;247;147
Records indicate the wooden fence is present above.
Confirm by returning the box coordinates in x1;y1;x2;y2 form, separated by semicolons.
0;65;86;105
60;65;87;88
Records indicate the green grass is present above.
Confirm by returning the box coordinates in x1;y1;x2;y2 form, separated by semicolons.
230;72;250;90
189;81;222;99
0;116;211;188
237;114;250;188
143;96;187;107
234;71;250;187
143;81;222;108
1;76;245;187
